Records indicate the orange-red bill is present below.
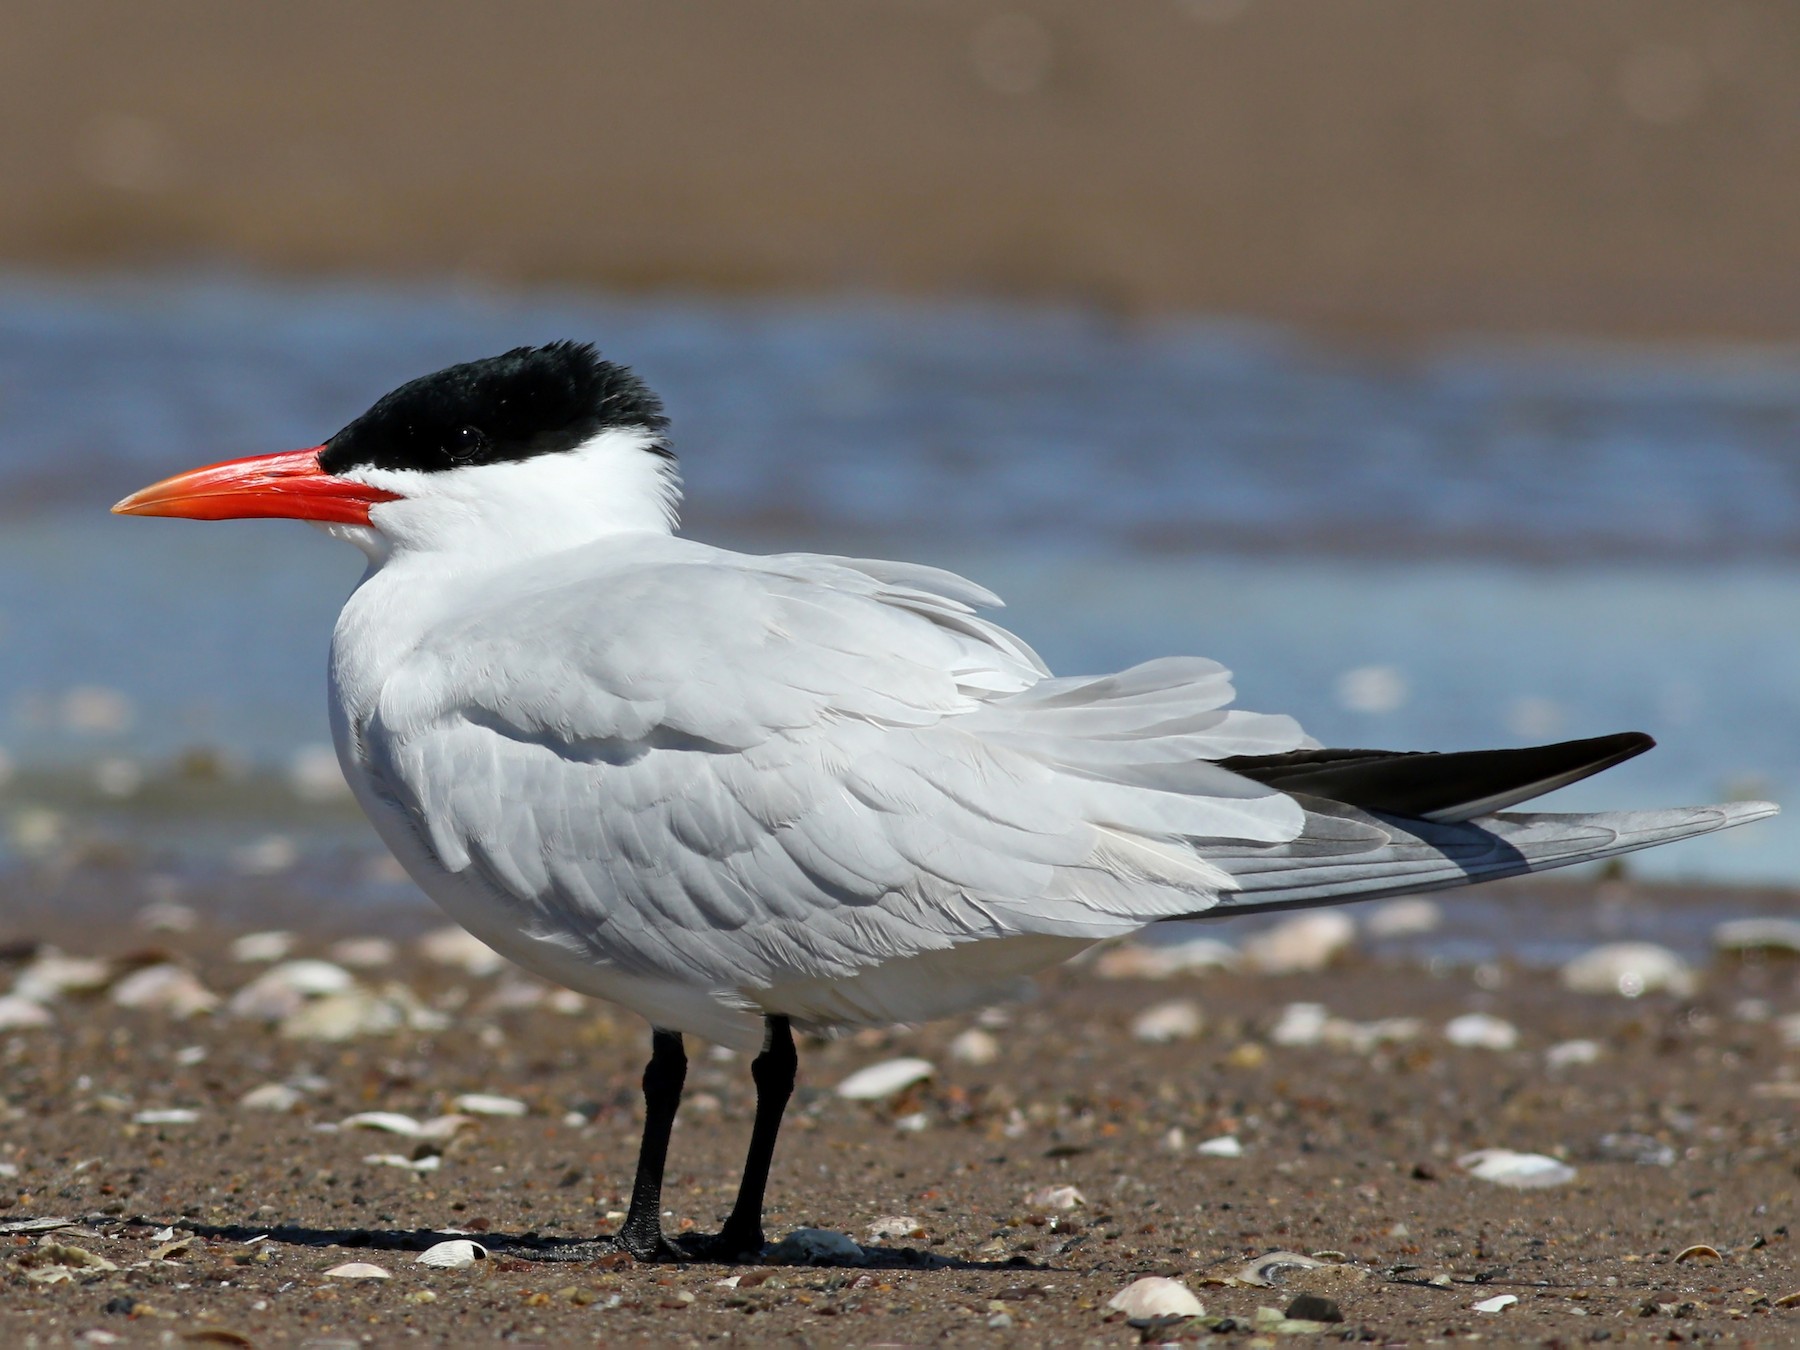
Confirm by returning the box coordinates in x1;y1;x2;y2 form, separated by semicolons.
111;447;399;525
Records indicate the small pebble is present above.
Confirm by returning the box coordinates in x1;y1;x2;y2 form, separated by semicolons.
1269;1002;1329;1047
1196;1134;1243;1157
1285;1293;1344;1322
329;937;397;968
1562;942;1694;998
1443;1012;1519;1050
865;1216;925;1241
323;1262;391;1279
1022;1184;1085;1210
948;1028;1000;1066
14;951;114;1002
415;1239;486;1268
1106;1275;1205;1318
1130;998;1204;1043
132;1108;199;1125
1242;911;1355;974
0;996;53;1030
1597;1132;1676;1167
1458;1148;1577;1188
835;1057;934;1100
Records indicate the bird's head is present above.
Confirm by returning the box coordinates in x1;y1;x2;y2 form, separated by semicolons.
112;342;679;559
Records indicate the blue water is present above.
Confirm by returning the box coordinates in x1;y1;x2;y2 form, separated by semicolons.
1;272;1796;883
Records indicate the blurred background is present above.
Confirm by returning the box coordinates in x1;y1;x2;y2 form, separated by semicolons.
3;0;1798;895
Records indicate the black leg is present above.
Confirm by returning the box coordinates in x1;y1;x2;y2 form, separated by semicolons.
686;1015;797;1261
607;1028;687;1261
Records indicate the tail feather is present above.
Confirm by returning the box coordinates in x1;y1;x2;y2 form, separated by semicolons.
1173;797;1777;919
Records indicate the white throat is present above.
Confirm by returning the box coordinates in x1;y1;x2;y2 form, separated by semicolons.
324;427;680;567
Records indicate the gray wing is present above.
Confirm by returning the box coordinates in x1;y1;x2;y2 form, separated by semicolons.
365;548;1312;1000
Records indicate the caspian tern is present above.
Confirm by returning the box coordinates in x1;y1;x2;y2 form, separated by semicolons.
115;342;1775;1262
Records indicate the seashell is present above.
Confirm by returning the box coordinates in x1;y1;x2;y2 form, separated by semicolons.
363;1153;441;1172
229;931;296;963
228;961;356;1021
238;1083;304;1113
13;950;114;1003
1443;1012;1519;1050
323;1262;390;1279
452;1093;527;1117
1269;1002;1329;1047
1458;1148;1576;1188
1545;1039;1602;1068
835;1057;934;1101
1472;1294;1518;1312
340;1111;471;1140
1321;1015;1421;1053
1235;1250;1327;1286
1673;1244;1721;1263
1022;1184;1085;1211
1196;1134;1244;1157
1365;897;1441;938
0;996;53;1030
1561;943;1694;999
1107;1275;1205;1318
1712;917;1800;956
764;1227;863;1265
415;1239;486;1268
418;927;507;976
329;937;397;968
1131;998;1204;1044
947;1028;1000;1066
132;1108;199;1125
1243;912;1355;975
110;964;219;1018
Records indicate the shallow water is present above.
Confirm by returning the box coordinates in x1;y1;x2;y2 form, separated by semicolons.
1;272;1796;884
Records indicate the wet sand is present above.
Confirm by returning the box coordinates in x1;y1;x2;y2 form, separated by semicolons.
0;873;1793;1345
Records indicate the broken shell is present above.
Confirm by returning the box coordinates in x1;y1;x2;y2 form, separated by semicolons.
1270;1002;1329;1047
228;931;296;963
1236;1250;1327;1287
1022;1184;1085;1211
1673;1244;1722;1263
20;1240;117;1273
418;926;507;976
0;996;53;1030
765;1227;863;1265
865;1216;926;1241
1472;1293;1518;1313
1242;911;1354;975
1197;1134;1244;1158
110;964;219;1018
452;1093;527;1117
1458;1148;1577;1188
1130;998;1204;1044
341;1111;472;1140
415;1239;486;1268
1443;1012;1519;1051
323;1262;391;1279
363;1153;441;1172
1107;1275;1205;1318
835;1057;934;1100
238;1083;304;1112
948;1027;1000;1066
1561;942;1695;999
132;1108;200;1125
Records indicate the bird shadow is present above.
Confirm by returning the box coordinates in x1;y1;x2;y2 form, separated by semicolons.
173;1218;1059;1273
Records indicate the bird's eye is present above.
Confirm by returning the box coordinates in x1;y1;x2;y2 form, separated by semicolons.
448;426;486;463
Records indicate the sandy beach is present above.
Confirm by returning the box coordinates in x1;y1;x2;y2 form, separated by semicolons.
0;867;1792;1345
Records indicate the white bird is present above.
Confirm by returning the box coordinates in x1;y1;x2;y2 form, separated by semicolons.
115;342;1775;1261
